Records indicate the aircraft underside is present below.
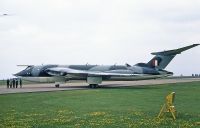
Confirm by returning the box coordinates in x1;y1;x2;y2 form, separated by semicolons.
19;74;170;88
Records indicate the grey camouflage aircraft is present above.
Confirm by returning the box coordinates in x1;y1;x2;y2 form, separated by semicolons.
15;44;199;88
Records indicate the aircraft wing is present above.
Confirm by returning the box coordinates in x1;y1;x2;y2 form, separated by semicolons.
45;67;144;77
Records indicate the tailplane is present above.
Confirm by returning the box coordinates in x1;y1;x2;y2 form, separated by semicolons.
147;44;199;69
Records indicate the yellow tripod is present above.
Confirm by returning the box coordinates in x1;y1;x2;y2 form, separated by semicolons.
158;92;176;120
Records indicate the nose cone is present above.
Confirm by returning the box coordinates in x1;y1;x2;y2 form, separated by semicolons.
14;66;33;77
13;73;19;77
14;69;32;77
14;71;25;77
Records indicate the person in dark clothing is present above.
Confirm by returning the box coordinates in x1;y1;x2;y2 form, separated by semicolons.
20;79;22;88
16;79;18;88
12;79;15;88
6;79;10;88
9;79;12;88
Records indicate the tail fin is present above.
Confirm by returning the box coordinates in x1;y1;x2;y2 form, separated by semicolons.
147;44;199;69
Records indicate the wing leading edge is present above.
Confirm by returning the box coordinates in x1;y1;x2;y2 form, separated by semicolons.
46;67;145;77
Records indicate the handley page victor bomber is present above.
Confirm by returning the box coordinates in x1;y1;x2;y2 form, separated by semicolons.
15;44;199;88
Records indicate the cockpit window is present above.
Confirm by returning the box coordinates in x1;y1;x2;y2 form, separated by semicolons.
25;67;32;71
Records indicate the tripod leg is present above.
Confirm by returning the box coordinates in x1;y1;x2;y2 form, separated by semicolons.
158;104;166;118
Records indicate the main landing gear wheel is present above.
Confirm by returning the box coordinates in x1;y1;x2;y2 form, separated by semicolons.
55;84;60;88
89;84;98;88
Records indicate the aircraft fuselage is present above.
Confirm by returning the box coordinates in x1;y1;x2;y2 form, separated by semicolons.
15;64;172;82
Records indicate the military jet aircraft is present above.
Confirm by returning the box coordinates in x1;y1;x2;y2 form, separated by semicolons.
15;44;199;88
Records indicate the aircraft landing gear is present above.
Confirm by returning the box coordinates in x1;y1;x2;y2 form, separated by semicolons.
89;84;98;88
87;77;102;89
55;84;60;88
55;81;65;88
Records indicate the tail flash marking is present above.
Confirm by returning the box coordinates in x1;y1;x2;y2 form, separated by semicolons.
152;59;158;67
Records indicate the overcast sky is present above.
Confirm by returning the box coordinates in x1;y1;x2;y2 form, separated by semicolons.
0;0;200;79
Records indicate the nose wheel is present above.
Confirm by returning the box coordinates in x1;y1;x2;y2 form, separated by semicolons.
89;84;98;88
55;84;60;88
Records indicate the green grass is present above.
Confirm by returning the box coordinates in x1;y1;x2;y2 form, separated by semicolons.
0;82;200;128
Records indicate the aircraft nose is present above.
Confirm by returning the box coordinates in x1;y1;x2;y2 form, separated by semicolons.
13;71;23;77
14;70;30;77
13;73;18;77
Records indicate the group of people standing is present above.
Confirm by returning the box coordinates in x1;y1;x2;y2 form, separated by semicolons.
6;78;22;88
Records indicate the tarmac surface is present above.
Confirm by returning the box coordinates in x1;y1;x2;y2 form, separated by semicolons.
1;78;200;95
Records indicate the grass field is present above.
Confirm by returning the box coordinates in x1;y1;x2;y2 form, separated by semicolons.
0;82;200;128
